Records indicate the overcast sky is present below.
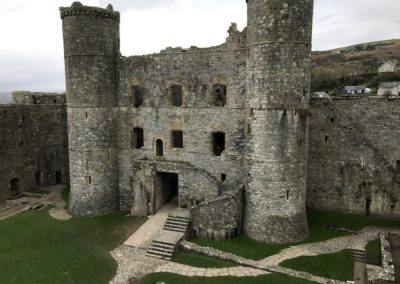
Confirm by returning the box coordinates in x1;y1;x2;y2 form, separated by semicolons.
0;0;400;93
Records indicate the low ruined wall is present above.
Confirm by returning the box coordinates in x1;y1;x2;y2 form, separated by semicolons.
307;96;400;217
191;186;244;240
0;93;69;201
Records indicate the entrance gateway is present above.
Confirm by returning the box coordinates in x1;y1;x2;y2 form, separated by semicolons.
154;172;178;213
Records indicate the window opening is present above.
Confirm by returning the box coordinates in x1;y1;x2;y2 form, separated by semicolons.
131;128;144;149
212;84;227;107
170;84;183;106
212;132;225;156
171;130;183;148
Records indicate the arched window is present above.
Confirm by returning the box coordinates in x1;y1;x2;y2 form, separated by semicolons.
155;139;164;157
212;84;227;107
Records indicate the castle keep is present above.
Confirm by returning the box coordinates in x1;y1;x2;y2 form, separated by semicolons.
1;1;400;244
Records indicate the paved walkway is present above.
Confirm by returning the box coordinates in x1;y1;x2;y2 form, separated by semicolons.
0;185;70;221
156;262;268;277
124;203;178;249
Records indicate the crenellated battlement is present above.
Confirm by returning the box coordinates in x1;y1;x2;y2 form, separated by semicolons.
60;2;119;22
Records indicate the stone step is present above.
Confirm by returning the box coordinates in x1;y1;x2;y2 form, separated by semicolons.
164;227;187;233
168;215;190;222
148;245;174;254
153;239;176;246
166;219;189;225
145;250;172;260
149;242;175;250
164;222;187;229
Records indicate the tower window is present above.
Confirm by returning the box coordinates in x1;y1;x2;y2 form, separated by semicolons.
132;85;143;108
212;132;225;156
170;84;183;106
212;84;227;107
131;128;144;149
171;130;183;148
324;135;329;143
86;176;92;185
397;160;400;173
221;173;227;182
155;139;164;157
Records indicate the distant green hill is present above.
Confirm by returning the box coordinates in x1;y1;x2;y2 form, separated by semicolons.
311;39;400;92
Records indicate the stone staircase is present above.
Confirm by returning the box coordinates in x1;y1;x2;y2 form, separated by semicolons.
146;239;176;260
163;214;190;233
146;209;191;260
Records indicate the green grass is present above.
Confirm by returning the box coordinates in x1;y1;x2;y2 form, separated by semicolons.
0;207;145;284
281;250;353;281
139;272;314;284
61;185;70;207
366;239;382;265
194;235;287;261
174;251;236;268
193;208;400;261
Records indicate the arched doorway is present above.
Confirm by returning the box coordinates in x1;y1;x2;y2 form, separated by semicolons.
155;139;164;157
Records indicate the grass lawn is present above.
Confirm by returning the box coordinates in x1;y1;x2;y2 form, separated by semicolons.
0;207;145;284
281;250;353;281
174;251;236;268
366;239;382;265
61;185;70;205
193;208;400;261
139;272;314;284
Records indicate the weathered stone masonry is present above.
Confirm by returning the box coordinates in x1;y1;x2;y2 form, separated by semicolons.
10;0;389;244
0;92;69;201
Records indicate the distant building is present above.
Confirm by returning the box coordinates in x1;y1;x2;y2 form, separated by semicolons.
378;82;400;96
343;86;371;95
378;61;397;73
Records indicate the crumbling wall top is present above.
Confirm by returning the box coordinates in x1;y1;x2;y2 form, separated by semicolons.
60;2;120;22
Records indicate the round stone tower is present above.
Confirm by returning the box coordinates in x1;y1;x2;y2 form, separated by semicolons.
60;2;120;216
244;0;314;243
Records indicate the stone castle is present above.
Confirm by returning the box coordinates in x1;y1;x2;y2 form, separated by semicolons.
1;0;400;244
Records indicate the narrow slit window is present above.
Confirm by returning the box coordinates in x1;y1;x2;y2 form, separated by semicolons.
131;128;144;149
155;139;164;157
212;132;225;156
324;135;329;143
132;85;143;108
397;160;400;173
88;176;92;184
212;84;227;107
171;130;183;148
221;173;227;182
170;84;183;106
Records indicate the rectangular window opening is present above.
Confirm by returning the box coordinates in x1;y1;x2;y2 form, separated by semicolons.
286;190;290;200
212;84;227;107
324;135;329;143
397;160;400;173
132;85;143;108
131;127;144;149
212;132;225;156
221;173;227;182
170;84;183;106
171;130;183;148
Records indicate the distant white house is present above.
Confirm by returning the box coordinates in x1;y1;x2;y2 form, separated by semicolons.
378;61;397;73
343;86;372;95
377;82;400;96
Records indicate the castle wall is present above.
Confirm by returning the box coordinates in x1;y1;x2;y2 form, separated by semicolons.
307;97;400;217
0;93;69;201
116;44;248;211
